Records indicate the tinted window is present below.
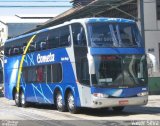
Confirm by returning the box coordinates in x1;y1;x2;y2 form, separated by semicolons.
36;66;47;83
47;28;59;49
28;67;37;83
31;32;48;51
22;65;51;83
59;26;71;47
22;64;63;83
47;65;52;83
80;58;90;85
52;63;62;83
88;23;142;47
4;40;19;56
21;37;32;54
4;25;71;57
47;26;70;49
4;36;32;56
71;23;87;46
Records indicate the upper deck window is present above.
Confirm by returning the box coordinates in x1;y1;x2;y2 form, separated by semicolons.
4;25;71;57
71;23;87;46
88;22;143;48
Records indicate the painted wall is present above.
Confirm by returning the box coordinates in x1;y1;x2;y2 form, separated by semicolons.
143;0;160;77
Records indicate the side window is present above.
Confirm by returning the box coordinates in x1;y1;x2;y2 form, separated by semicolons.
28;67;37;83
52;63;62;83
47;29;59;49
4;36;33;57
12;40;20;55
22;67;28;83
59;26;71;47
76;57;89;85
47;26;70;49
5;40;20;56
36;66;46;83
34;32;47;51
21;64;63;84
22;65;52;83
22;36;34;54
71;23;87;46
81;58;90;85
47;65;52;83
4;43;11;56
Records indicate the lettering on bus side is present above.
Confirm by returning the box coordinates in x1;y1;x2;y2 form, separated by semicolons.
37;53;55;64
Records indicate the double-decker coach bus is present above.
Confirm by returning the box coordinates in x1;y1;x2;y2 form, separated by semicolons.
4;18;148;113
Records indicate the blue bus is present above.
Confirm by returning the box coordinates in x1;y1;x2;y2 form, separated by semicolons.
4;18;148;113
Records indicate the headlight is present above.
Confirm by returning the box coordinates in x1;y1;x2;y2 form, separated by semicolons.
137;92;148;97
93;93;108;98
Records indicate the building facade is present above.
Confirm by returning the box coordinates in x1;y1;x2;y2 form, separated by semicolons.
0;21;8;45
144;0;160;77
0;21;7;86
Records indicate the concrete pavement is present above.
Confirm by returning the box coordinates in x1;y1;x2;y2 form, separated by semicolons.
0;95;160;126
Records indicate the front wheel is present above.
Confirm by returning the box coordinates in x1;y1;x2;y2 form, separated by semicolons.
15;91;21;107
67;92;79;114
20;91;28;108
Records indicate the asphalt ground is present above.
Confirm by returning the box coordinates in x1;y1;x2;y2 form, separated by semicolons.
0;95;160;126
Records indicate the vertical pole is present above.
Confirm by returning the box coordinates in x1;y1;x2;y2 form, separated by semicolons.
140;0;145;48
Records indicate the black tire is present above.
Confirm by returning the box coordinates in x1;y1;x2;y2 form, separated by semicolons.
20;91;28;108
67;92;79;114
112;106;124;111
55;91;66;112
15;91;21;107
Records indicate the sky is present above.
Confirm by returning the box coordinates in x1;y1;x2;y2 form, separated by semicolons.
0;0;72;16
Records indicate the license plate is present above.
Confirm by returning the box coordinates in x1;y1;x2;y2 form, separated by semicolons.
119;100;128;105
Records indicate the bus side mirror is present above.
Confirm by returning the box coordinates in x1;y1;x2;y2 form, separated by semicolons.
87;54;95;74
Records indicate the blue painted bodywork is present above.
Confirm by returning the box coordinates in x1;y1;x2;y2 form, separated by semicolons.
4;48;81;106
90;48;145;55
4;18;147;108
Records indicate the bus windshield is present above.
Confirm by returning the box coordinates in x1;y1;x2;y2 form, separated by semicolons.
88;22;143;47
92;55;148;88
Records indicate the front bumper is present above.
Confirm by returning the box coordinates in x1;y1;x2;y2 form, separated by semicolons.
91;96;148;108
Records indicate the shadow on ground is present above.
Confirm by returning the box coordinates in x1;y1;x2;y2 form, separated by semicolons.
21;103;160;117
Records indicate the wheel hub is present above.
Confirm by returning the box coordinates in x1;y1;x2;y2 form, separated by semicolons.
68;94;74;109
57;94;63;107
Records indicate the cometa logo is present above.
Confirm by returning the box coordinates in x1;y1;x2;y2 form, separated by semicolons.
37;53;55;64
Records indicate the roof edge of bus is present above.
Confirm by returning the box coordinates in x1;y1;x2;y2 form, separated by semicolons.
70;17;135;23
5;17;135;43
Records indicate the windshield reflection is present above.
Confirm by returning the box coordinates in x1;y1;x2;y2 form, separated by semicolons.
88;23;143;48
92;55;148;88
